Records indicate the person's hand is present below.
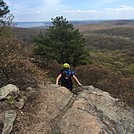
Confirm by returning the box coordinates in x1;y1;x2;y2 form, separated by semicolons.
78;83;82;87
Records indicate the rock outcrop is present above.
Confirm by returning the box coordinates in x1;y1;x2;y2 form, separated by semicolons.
0;84;134;134
42;85;134;134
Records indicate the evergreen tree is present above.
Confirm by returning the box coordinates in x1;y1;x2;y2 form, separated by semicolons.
34;16;89;67
0;0;14;26
0;0;10;17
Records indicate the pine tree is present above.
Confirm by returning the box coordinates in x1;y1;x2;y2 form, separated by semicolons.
0;0;10;17
34;16;89;67
0;0;14;26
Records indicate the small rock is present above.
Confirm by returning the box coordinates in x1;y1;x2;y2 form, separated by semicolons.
2;110;16;134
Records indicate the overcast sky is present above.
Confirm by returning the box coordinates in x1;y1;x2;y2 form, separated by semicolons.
4;0;134;22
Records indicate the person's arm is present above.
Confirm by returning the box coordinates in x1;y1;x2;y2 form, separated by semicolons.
56;74;62;85
72;75;82;86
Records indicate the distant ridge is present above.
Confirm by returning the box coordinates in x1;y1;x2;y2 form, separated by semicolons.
102;19;134;26
14;19;134;28
14;20;108;28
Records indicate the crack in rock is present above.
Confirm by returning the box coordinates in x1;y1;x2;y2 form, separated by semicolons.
50;94;77;134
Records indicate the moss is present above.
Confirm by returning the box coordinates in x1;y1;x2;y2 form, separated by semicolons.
7;96;16;104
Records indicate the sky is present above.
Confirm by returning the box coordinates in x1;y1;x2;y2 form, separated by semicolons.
4;0;134;22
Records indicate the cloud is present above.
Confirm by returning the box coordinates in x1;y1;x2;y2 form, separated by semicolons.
62;5;134;20
104;5;134;12
63;10;98;14
100;0;120;4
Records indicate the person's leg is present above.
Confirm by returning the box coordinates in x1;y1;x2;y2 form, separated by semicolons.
61;79;66;87
66;80;73;92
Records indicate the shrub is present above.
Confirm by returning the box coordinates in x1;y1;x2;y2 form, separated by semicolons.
75;64;134;108
0;28;46;89
76;64;109;86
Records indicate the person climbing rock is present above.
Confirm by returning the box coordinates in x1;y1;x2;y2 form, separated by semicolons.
56;63;82;92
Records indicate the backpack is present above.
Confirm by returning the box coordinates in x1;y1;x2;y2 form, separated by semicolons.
61;68;76;77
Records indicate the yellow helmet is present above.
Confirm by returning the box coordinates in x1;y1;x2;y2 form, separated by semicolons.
63;63;70;69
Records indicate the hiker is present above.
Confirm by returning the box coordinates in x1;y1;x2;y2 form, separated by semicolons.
56;63;82;92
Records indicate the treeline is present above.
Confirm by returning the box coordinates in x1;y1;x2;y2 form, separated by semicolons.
85;34;134;50
90;27;134;40
11;27;47;43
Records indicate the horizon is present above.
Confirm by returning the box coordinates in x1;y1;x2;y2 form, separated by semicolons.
14;18;134;23
4;0;134;22
14;19;134;28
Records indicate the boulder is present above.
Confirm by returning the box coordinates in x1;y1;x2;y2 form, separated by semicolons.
0;84;20;100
